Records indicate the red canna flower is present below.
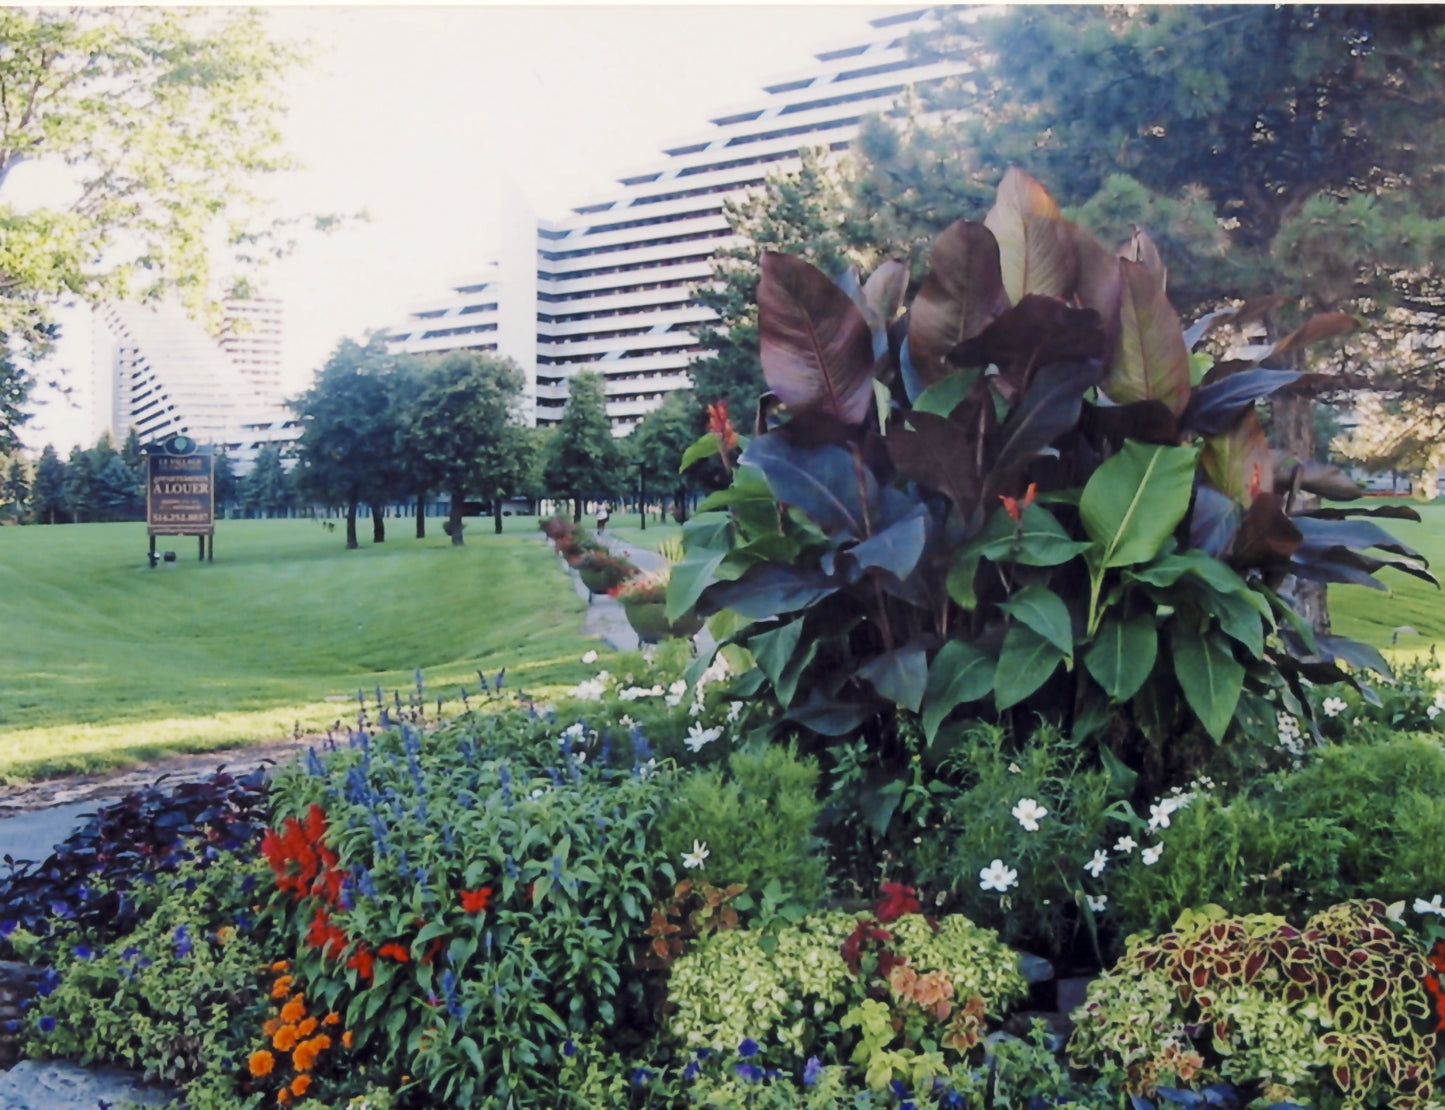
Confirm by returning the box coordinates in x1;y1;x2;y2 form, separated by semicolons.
707;401;738;452
460;887;493;914
999;482;1038;523
875;882;922;924
377;941;410;963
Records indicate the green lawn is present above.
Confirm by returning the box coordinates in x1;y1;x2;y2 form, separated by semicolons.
1328;499;1445;659
0;518;594;780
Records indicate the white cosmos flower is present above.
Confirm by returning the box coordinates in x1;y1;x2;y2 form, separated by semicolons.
1114;836;1137;854
1147;801;1176;831
1007;762;1022;774
636;758;658;781
726;701;744;723
1141;843;1164;866
1011;798;1048;832
1086;894;1108;913
1084;850;1108;878
1321;696;1347;718
1414;893;1445;916
682;840;709;869
664;680;689;707
581;650;599;664
978;859;1018;893
685;723;723;753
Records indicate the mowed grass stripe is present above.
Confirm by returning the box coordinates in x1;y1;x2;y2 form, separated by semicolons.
0;518;592;778
1328;500;1445;660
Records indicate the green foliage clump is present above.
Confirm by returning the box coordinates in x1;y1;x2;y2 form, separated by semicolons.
17;855;273;1102
899;722;1118;956
1109;734;1445;934
654;743;827;907
264;713;674;1109
1069;900;1439;1108
667;911;858;1058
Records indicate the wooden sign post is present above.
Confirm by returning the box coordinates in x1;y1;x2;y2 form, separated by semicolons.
143;433;215;565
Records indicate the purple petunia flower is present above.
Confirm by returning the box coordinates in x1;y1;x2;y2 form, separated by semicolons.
631;1068;652;1087
738;1038;759;1058
173;925;192;958
0;920;16;938
682;1061;700;1081
803;1056;823;1087
37;1016;56;1034
735;1064;764;1083
72;946;94;960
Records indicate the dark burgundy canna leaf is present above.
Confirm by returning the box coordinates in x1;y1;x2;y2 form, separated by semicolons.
987;360;1100;481
1182;369;1303;436
906;220;1010;387
1229;492;1302;571
951;295;1105;385
885;409;984;520
1189;485;1241;557
758;252;877;427
1086;398;1180;446
984;167;1077;304
741;433;872;540
1100;260;1192;416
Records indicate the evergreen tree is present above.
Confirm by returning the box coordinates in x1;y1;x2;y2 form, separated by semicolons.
541;372;624;523
400;351;527;544
2;455;29;519
63;444;95;523
31;445;66;524
213;449;238;518
241;445;291;518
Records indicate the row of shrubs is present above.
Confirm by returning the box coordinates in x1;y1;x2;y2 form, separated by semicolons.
1;643;1444;1108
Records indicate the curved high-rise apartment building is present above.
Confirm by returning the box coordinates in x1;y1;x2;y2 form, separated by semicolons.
384;7;971;433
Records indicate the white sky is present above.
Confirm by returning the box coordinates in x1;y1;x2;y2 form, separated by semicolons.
16;3;908;450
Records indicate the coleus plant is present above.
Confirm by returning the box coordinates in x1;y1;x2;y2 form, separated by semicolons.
671;168;1433;814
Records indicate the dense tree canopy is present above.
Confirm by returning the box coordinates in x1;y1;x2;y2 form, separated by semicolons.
292;339;406;549
541;372;623;522
0;8;305;445
400;350;528;543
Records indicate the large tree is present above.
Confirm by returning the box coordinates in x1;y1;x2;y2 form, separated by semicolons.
2;455;28;519
240;444;292;519
541;372;624;523
292;339;406;549
627;390;707;524
0;8;304;444
400;350;527;544
30;444;65;524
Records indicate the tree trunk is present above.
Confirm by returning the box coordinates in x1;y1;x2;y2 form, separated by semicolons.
448;487;465;546
415;491;426;539
370;502;386;543
674;486;689;524
493;496;504;534
572;496;582;524
1274;391;1330;634
345;500;359;550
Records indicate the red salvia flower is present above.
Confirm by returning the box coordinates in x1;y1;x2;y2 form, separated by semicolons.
377;942;410;963
346;942;374;982
460;887;493;915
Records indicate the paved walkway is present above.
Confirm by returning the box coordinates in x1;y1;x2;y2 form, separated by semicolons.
564;536;716;656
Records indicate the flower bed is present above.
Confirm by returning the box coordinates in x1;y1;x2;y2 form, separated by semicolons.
0;644;1442;1109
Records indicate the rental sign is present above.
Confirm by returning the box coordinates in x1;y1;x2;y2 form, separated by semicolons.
146;433;214;537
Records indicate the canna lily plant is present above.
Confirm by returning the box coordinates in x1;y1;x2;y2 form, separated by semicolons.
671;168;1433;816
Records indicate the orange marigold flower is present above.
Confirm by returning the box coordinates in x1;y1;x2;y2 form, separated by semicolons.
262;1018;281;1038
279;997;306;1024
270;960;290;973
289;1075;312;1098
248;1049;275;1077
459;887;492;914
292;1034;331;1073
270;975;294;999
377;941;410;963
297;1016;318;1037
272;1024;299;1052
277;1091;291;1106
322;1012;341;1026
341;1030;354;1049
